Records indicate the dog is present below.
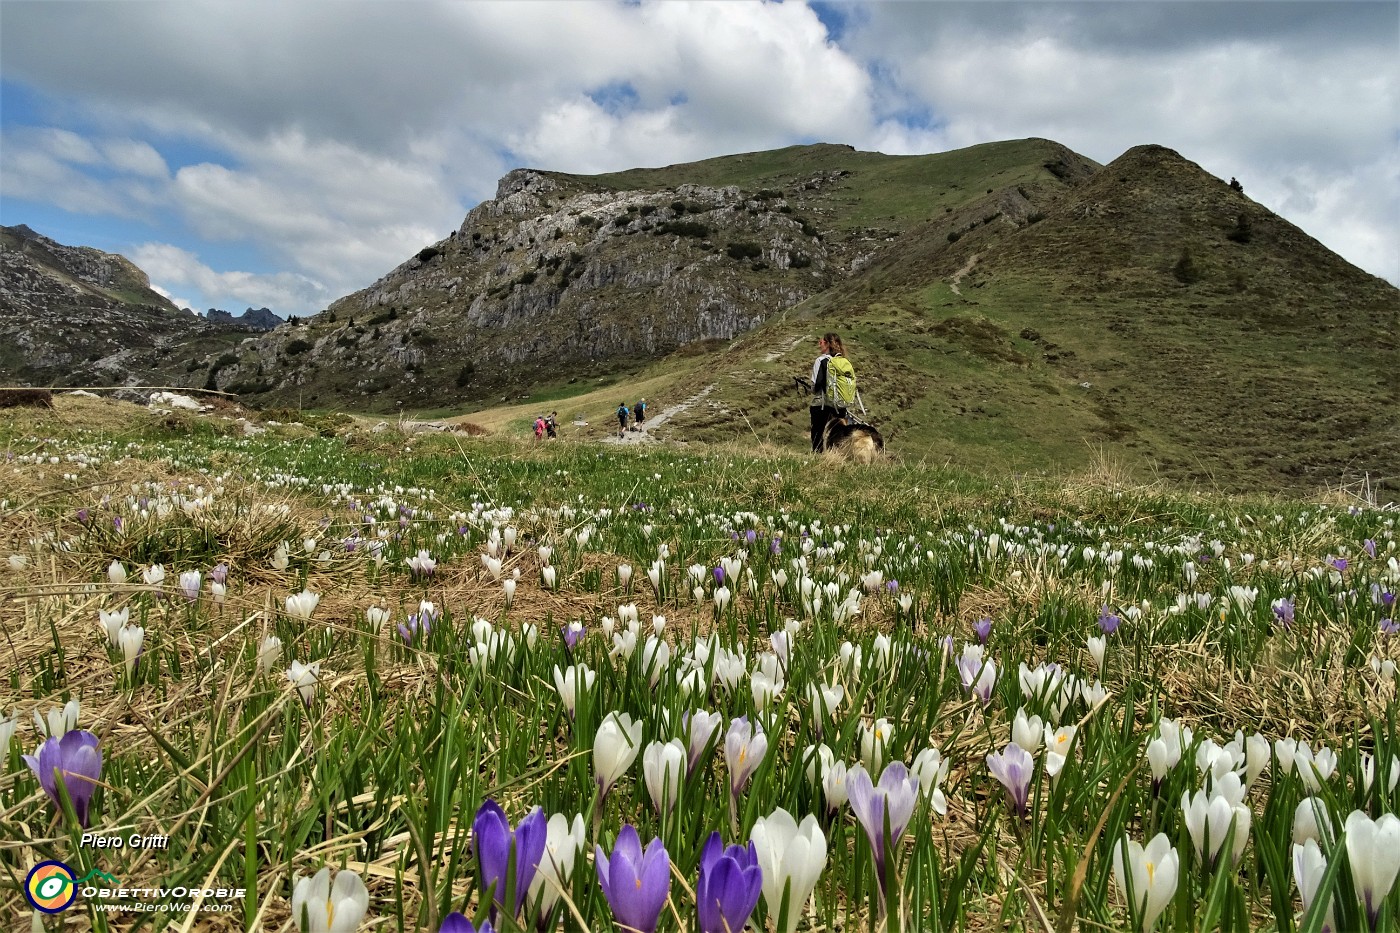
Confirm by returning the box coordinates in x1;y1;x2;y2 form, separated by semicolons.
822;418;884;463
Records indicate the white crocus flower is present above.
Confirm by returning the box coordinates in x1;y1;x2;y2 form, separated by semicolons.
1012;708;1044;755
1043;724;1077;780
1292;840;1334;933
910;747;950;815
751;809;828;933
118;624;144;679
0;709;16;751
1086;635;1106;673
286;660;321;707
593;712;642;799
365;606;390;633
859;718;893;774
1112;833;1178;932
285;590;320;620
290;866;369;933
1181;788;1251;868
35;699;80;738
99;607;129;646
642;739;687;812
552;663;595;719
1292;797;1333;846
270;544;290;571
257;635;283;675
640;635;671;688
107;560;128;585
527;813;586;917
1345;810;1400;926
141;564;165;587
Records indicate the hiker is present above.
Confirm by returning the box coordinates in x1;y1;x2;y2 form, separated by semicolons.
534;415;546;441
546;411;558;439
616;402;630;439
633;398;647;431
809;332;855;451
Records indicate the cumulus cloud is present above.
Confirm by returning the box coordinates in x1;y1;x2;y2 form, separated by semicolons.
131;242;329;313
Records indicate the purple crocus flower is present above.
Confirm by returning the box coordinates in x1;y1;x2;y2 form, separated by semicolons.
986;742;1035;817
473;800;546;922
886;579;899;594
595;825;670;933
23;730;103;826
972;618;992;643
713;565;726;586
209;563;229;585
745;529;758;545
1365;539;1377;558
1097;606;1121;635
1331;557;1348;572
695;832;762;933
562;622;585;649
847;763;921;903
1381;618;1399;636
1272;597;1296;629
439;914;492;933
76;508;90;525
398;613;430;644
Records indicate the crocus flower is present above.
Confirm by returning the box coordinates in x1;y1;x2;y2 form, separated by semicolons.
406;549;436;579
1086;635;1106;673
178;570;202;601
99;607;129;646
562;621;585;649
0;709;16;751
695;832;763;933
210;562;229;585
23;729;103;826
750;808;827;933
1097;606;1122;634
552;663;595;719
141;563;165;588
1181;788;1251;868
1344;810;1400;928
439;914;492;933
987;742;1035;817
859;717;894;773
972;617;992;642
595;825;670;933
1112;833;1178;932
285;590;320;620
34;699;80;739
1292;840;1334;933
594;712;642;800
118;624;144;680
957;645;997;704
910;747;949;816
287;660;320;707
684;709;724;773
846;762;920;899
725;716;768;800
1272;597;1296;629
107;560;128;585
258;635;283;675
290;866;369;933
526;813;586;919
473;800;547;921
365;606;390;633
642;739;686;813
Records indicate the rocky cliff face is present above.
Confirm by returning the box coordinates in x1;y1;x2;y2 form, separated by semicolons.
0;225;246;386
211;162;876;407
206;307;283;331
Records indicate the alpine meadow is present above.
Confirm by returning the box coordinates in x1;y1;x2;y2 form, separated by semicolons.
2;58;1400;933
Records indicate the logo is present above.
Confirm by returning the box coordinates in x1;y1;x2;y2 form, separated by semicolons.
24;861;122;913
25;861;78;913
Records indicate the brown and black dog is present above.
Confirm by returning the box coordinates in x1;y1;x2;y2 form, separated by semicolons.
822;418;884;463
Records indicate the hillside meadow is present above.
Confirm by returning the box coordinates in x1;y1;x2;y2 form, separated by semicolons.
1;395;1397;932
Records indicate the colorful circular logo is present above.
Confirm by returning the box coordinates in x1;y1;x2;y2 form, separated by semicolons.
25;860;78;913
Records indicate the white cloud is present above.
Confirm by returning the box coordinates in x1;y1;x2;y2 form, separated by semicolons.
131;242;328;313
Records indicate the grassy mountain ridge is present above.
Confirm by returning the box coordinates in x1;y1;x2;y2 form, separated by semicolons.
647;144;1397;494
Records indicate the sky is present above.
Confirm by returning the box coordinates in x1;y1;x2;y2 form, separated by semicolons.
1;0;1396;317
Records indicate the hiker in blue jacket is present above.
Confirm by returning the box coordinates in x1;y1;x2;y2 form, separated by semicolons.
616;402;630;439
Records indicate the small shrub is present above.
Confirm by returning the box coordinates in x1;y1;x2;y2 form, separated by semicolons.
284;339;313;356
639;204;657;216
726;241;763;261
790;253;812;269
658;220;710;238
1173;247;1202;284
455;362;475;387
670;200;687;213
947;231;962;243
517;270;537;286
1226;213;1253;244
1026;212;1047;225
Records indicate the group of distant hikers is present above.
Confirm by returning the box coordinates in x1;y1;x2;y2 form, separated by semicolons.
532;412;558;440
531;330;865;453
616;398;647;438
